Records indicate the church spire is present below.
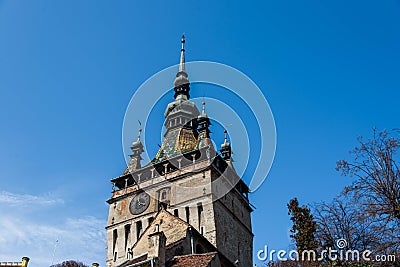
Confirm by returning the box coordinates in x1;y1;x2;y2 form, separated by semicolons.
174;34;190;100
179;34;185;72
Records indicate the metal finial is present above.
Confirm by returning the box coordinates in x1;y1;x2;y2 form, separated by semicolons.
181;34;185;50
137;128;142;141
202;101;206;115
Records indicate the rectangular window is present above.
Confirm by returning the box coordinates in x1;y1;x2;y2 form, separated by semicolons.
136;221;143;240
197;203;203;230
185;207;190;223
148;217;154;225
124;224;131;250
113;229;118;253
174;209;179;217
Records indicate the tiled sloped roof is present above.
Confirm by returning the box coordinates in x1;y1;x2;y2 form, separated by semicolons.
153;128;198;164
166;252;217;267
132;209;190;253
122;157;140;175
116;254;148;267
122;127;197;175
153;209;189;246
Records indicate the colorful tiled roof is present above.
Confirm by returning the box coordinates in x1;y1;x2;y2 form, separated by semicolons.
153;128;198;163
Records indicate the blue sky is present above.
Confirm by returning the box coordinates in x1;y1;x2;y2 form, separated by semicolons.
0;0;400;266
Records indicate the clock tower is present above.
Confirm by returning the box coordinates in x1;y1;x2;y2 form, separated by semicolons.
105;36;253;267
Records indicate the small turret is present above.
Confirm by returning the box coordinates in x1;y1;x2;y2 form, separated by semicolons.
21;257;29;267
220;130;232;163
197;101;213;150
128;128;144;171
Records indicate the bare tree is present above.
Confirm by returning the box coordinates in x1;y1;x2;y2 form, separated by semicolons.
313;196;383;252
311;128;400;262
336;129;400;223
272;129;400;267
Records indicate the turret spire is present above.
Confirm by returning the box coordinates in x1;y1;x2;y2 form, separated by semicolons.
137;127;142;142
123;127;144;173
220;129;232;162
201;101;206;116
197;101;213;150
223;130;229;146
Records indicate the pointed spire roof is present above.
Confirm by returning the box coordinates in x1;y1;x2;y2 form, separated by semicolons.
179;34;185;72
174;34;190;100
122;127;144;175
154;35;200;163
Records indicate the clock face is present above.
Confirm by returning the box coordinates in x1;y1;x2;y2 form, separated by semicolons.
129;192;150;215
